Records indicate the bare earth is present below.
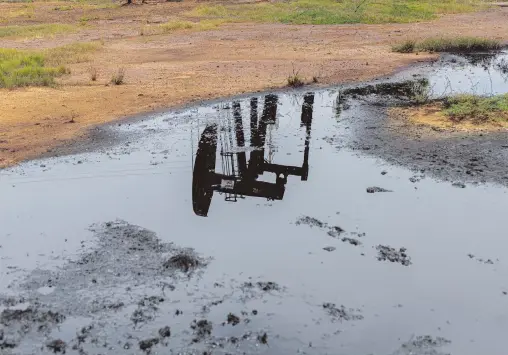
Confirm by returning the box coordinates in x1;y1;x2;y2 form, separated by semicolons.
1;3;508;167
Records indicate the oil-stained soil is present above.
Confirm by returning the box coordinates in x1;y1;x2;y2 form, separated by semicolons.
1;51;508;355
331;51;508;187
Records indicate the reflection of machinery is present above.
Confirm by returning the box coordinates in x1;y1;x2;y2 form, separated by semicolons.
192;93;315;217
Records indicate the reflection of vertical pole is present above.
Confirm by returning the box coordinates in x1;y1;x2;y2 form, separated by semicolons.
250;97;258;146
301;93;314;181
233;101;247;177
249;94;278;177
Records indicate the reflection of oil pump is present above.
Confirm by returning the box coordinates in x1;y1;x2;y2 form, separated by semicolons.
192;93;315;217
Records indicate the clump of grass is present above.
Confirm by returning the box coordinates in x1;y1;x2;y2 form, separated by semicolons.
393;37;501;53
287;72;304;87
53;5;74;11
111;68;125;85
140;19;224;36
442;94;508;122
0;48;67;88
392;39;416;53
0;23;76;39
89;66;97;81
79;15;99;25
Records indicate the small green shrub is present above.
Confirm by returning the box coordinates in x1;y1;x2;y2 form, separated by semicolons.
442;94;508;121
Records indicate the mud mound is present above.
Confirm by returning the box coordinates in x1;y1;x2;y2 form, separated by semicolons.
16;220;209;317
0;220;211;353
322;303;364;322
376;245;412;266
163;250;207;273
394;335;451;355
0;307;65;350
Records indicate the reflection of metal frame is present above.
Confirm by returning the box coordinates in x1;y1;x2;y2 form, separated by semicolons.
192;93;315;217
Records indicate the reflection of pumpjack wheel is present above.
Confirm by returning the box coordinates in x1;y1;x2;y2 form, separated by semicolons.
192;93;315;217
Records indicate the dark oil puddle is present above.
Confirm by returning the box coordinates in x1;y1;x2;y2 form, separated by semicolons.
1;51;508;355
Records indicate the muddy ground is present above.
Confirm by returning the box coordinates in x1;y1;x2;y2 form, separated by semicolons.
1;2;508;166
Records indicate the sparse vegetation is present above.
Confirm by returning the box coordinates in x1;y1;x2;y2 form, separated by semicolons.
0;23;75;39
111;67;125;85
140;19;225;36
442;94;508;122
189;0;484;25
44;42;102;66
393;37;501;53
392;39;416;53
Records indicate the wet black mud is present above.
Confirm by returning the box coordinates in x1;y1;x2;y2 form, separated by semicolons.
331;51;508;187
376;245;412;266
322;303;364;322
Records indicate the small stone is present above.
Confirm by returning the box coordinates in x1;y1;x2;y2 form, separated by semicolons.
452;182;466;188
46;339;66;353
158;326;171;338
366;186;392;193
139;338;159;351
227;313;240;326
258;332;268;344
323;246;336;252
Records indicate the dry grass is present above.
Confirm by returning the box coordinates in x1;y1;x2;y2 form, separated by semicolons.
44;41;103;66
111;67;125;85
140;19;225;36
89;66;97;81
0;23;76;39
287;73;305;87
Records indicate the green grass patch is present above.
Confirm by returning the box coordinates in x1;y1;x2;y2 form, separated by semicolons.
442;94;508;122
0;42;101;88
140;19;225;36
188;0;484;25
0;48;67;88
393;37;502;53
0;23;76;39
53;5;74;11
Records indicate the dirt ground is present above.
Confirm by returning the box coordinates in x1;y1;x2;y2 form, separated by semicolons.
1;2;508;167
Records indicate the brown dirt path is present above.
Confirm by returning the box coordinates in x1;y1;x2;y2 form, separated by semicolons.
1;5;508;167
